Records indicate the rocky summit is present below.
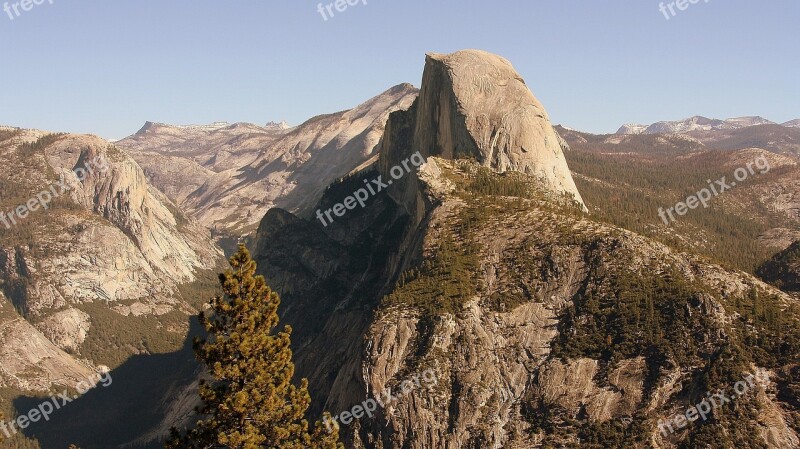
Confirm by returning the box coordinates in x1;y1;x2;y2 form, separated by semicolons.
380;50;584;211
250;50;800;449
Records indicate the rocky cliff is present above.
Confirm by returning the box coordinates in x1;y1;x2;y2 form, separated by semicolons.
378;50;584;220
252;51;800;449
0;128;222;391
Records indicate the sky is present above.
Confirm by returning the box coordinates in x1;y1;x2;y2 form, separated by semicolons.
0;0;797;139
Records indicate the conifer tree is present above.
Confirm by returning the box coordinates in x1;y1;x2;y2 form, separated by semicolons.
165;245;342;449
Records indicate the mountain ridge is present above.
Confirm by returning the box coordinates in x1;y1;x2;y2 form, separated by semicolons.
617;115;785;135
116;83;420;234
247;49;800;449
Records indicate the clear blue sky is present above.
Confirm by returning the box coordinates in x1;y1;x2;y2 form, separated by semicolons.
0;0;797;139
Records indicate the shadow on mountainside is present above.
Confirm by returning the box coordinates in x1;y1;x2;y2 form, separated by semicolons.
14;319;203;449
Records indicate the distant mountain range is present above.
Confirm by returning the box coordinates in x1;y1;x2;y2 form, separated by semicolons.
114;109;800;237
783;119;800;128
116;84;418;235
617;115;800;135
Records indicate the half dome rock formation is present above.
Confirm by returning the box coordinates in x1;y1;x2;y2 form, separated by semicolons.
250;51;799;448
379;49;585;211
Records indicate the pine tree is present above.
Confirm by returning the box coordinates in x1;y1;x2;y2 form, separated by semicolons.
165;245;342;449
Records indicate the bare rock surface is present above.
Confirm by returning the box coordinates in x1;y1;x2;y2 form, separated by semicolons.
0;294;95;391
0;128;223;390
394;50;584;208
117;84;419;233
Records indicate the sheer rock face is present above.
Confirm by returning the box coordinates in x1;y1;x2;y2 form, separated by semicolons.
0;129;222;391
252;51;797;448
379;50;585;216
256;157;799;449
10;133;221;315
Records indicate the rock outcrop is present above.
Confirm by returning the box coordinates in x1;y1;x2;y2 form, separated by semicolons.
379;50;585;218
258;156;800;448
0;128;222;390
252;51;799;449
0;292;96;391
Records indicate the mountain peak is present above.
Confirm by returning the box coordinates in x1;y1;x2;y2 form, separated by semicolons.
385;82;418;94
782;119;800;128
134;121;230;136
725;116;776;127
265;120;291;130
617;115;784;135
135;121;160;134
617;123;647;134
391;49;584;207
